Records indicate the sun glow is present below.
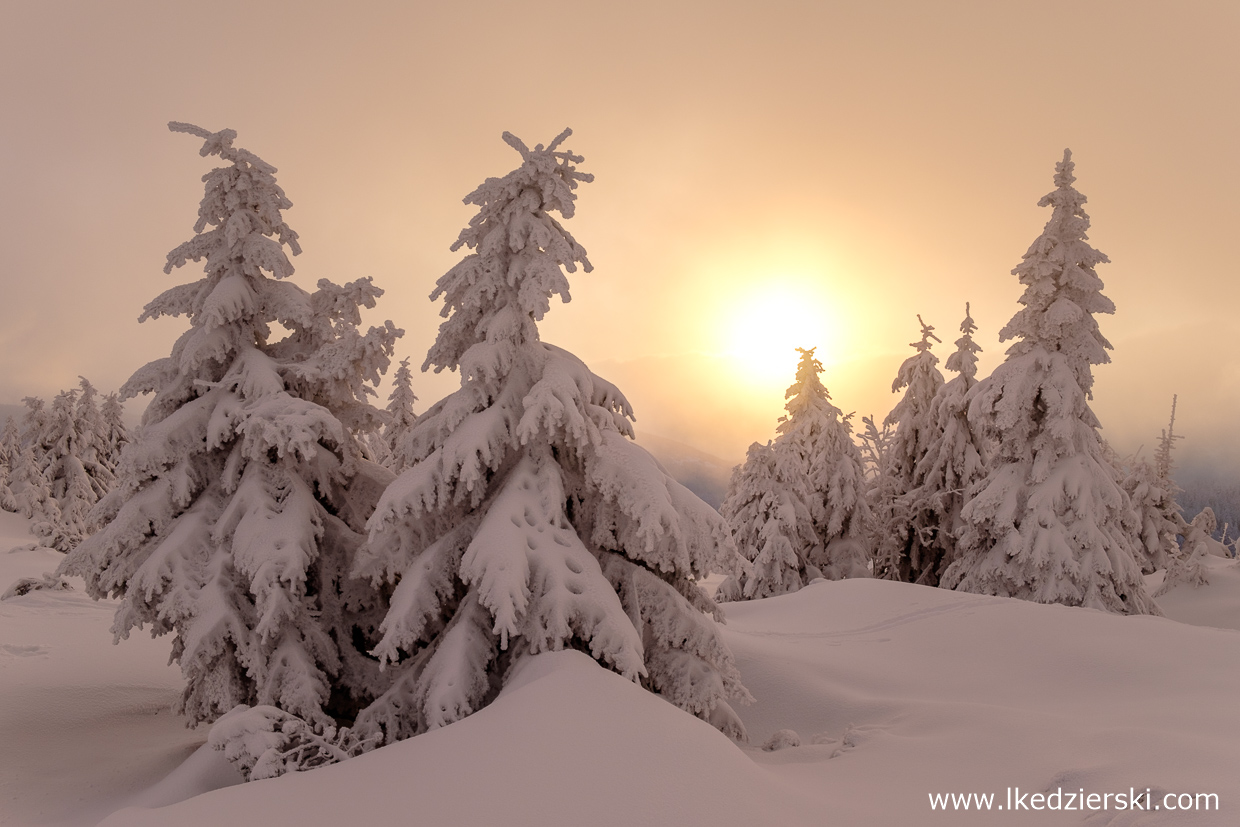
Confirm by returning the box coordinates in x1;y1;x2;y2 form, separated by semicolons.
717;277;842;389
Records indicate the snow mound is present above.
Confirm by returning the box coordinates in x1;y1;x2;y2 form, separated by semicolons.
5;496;1238;826
100;650;823;827
0;511;226;827
723;579;1238;825
1148;554;1240;631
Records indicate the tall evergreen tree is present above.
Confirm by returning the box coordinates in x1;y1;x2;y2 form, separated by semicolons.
942;150;1158;614
354;130;749;747
1156;506;1218;595
1120;454;1181;575
20;397;49;457
61;123;402;732
1153;394;1183;485
718;440;823;600
98;392;130;474
884;305;988;586
13;445;57;530
774;347;871;579
872;316;945;582
1120;398;1184;574
381;356;418;471
0;417;20;513
856;414;891;482
20;383;116;552
73;378;117;485
0;416;20;468
721;348;872;599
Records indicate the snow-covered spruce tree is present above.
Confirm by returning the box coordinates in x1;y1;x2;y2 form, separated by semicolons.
1141;397;1188;572
1154;395;1183;484
941;150;1158;614
13;445;59;539
356;358;416;472
354;130;749;745
60;123;402;736
872;316;945;582
0;417;19;513
0;458;17;514
1120;399;1184;575
879;305;988;586
718;440;822;600
0;416;20;467
380;356;418;471
856;414;891;482
856;413;893;550
73;378;109;463
34;383;117;551
1156;507;1218;595
1121;454;1182;575
773;347;871;579
99;392;130;474
19;396;48;451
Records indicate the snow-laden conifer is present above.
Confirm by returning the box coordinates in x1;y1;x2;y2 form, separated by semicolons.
20;397;48;451
942;151;1158;614
1156;507;1218;595
1121;399;1184;574
1153;394;1184;484
720;349;870;599
857;414;891;482
872;317;945;582
381;356;418;471
718;440;821;600
34;385;116;551
883;305;988;586
73;378;111;474
0;418;19;513
13;446;56;526
1121;455;1182;574
774;347;871;579
0;416;20;467
99;392;130;473
355;130;748;744
0;458;17;514
208;704;377;781
61;123;402;733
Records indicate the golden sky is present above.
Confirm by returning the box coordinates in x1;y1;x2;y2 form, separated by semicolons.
1;0;1236;465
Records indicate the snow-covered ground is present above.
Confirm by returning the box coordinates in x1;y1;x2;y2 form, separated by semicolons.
1146;554;1240;632
0;512;239;827
3;509;1237;826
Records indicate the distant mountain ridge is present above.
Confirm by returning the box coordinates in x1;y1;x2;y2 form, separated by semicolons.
635;432;736;511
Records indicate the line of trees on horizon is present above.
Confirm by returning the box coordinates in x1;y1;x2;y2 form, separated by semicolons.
718;150;1234;612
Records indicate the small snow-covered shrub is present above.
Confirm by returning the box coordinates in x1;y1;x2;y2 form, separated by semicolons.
209;705;378;781
1;572;72;601
762;729;801;751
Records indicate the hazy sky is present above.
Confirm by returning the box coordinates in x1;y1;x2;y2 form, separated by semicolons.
2;1;1236;465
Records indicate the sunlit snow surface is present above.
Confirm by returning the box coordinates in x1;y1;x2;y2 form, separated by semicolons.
2;509;1237;826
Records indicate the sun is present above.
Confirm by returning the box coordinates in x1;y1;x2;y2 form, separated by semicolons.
718;279;839;387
